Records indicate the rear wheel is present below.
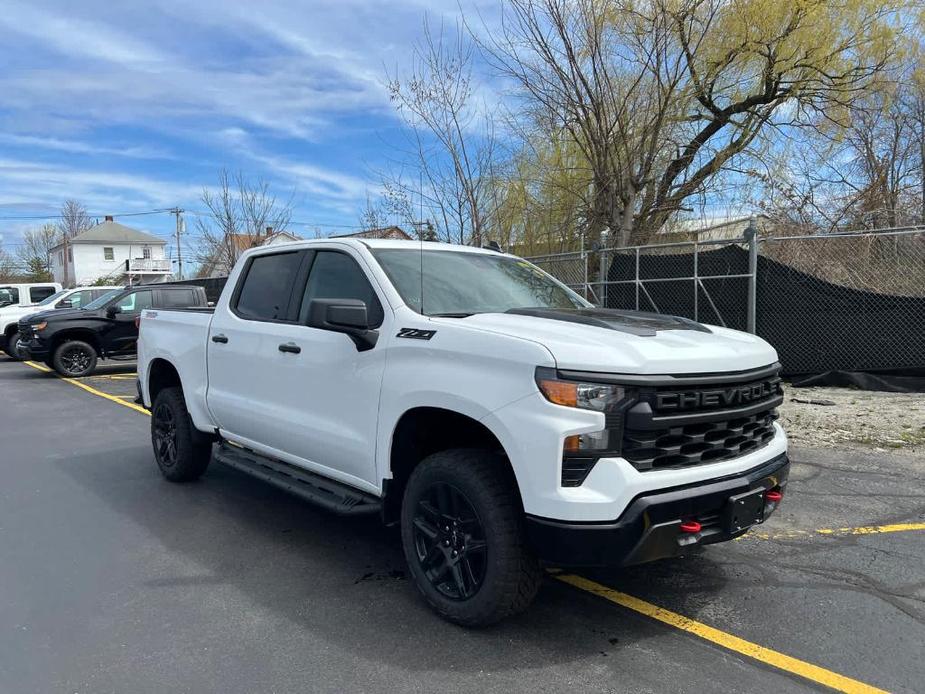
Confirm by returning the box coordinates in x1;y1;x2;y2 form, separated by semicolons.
52;340;98;377
151;386;211;482
400;449;542;627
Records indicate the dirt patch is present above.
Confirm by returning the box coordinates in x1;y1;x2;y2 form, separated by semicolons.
779;385;925;454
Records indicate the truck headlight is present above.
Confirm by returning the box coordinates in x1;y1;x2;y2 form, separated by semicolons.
535;368;625;411
535;367;634;461
33;321;47;333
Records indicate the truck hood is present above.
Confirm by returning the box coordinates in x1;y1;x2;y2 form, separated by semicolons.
449;308;777;374
21;308;85;325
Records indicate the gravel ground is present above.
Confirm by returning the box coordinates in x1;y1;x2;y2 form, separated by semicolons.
780;385;925;453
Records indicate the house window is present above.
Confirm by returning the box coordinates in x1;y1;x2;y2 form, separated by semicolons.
58;251;63;265
67;247;73;262
103;247;114;261
142;246;151;259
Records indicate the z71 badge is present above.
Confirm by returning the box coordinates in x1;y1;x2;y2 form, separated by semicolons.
396;328;436;340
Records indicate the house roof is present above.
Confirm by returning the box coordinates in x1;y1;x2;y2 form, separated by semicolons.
52;220;165;248
333;226;412;240
225;230;301;253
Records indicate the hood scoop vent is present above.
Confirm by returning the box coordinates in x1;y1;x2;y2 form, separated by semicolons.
505;308;710;337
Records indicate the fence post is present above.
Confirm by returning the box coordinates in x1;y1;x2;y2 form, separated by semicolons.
598;235;607;308
745;217;758;334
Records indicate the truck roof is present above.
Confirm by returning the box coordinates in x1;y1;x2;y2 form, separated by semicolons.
257;237;507;256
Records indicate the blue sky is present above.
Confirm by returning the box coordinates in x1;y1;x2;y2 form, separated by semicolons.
0;0;498;264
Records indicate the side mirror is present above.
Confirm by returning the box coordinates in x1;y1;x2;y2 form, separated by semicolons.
57;298;73;309
306;298;378;351
106;305;122;318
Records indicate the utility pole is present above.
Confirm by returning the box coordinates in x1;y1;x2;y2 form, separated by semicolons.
62;235;70;288
171;208;185;280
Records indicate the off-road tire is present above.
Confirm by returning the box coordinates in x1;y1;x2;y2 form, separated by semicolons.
400;448;542;627
52;340;98;377
151;386;212;482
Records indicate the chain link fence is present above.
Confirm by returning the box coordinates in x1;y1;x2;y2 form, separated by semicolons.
525;227;925;380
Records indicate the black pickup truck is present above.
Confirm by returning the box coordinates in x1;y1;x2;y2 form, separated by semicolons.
19;284;208;377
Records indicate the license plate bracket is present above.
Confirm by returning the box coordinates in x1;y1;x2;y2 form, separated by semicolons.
723;488;765;533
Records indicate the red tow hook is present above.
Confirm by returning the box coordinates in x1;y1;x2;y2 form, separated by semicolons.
679;520;702;534
764;488;784;515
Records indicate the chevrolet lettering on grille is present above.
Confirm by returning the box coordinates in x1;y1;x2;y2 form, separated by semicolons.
656;379;781;411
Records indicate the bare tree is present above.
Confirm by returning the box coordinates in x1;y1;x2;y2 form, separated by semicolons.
384;19;503;245
57;199;91;240
195;170;294;277
16;223;57;281
478;0;903;246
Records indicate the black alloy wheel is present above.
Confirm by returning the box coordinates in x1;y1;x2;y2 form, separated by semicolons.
56;343;95;376
152;402;178;468
412;482;488;600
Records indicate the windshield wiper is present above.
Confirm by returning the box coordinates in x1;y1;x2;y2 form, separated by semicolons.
428;312;475;318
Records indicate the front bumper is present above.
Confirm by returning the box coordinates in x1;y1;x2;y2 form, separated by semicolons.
19;336;50;361
525;452;789;567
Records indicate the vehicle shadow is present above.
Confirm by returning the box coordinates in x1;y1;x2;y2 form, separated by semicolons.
55;442;735;677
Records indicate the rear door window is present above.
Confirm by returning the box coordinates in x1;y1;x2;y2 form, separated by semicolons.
157;289;197;308
28;286;57;303
234;251;303;322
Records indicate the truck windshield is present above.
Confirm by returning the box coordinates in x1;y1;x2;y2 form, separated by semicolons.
82;289;123;311
372;249;590;316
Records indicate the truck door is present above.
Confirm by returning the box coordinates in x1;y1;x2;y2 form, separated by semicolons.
106;289;153;353
207;247;389;489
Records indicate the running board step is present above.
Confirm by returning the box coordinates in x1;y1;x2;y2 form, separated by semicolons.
214;443;381;516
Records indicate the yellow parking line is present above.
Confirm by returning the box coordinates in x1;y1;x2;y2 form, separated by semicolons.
22;361;150;417
555;574;888;694
15;358;897;692
743;522;925;541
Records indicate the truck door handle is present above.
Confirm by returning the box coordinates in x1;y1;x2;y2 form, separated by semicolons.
211;334;229;344
278;342;301;354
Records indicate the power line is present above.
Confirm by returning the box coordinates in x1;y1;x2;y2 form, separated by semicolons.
0;208;172;221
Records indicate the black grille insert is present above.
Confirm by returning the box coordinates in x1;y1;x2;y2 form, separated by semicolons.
623;410;778;471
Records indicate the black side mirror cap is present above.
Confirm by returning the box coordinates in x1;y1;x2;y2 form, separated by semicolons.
106;305;122;318
57;299;73;309
306;298;378;351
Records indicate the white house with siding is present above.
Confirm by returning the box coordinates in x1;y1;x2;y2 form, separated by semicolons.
50;216;171;287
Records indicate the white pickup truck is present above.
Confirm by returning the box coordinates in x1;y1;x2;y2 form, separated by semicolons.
138;239;788;625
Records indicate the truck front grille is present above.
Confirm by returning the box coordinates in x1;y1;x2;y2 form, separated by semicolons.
622;410;778;471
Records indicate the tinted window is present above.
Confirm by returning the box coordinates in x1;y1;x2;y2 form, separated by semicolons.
235;252;302;321
116;290;153;313
29;286;57;303
158;289;197;308
300;251;383;326
84;289;123;311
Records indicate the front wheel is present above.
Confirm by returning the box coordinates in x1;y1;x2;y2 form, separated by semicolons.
5;330;24;361
400;449;542;627
52;340;98;377
151;387;212;482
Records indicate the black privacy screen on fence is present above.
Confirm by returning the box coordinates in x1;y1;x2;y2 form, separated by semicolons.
605;244;925;381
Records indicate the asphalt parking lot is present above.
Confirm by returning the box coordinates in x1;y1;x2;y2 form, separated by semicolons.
1;357;923;694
